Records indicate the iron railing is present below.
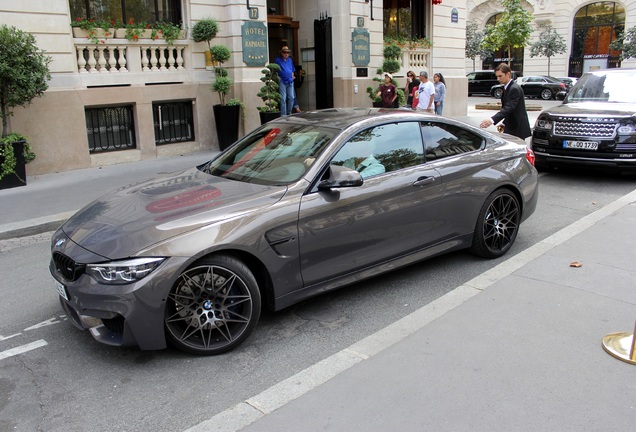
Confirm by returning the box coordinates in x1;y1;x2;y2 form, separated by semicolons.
85;106;136;153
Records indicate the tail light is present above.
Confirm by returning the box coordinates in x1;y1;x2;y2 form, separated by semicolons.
526;148;536;166
559;83;566;89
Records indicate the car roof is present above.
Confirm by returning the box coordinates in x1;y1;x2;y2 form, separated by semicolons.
270;108;431;130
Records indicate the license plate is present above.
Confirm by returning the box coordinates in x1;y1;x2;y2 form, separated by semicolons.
55;280;69;301
564;140;599;150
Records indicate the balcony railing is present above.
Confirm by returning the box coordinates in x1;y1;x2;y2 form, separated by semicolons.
74;38;189;74
401;48;430;74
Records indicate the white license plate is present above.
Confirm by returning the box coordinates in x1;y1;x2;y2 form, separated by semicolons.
55;280;69;301
564;140;599;150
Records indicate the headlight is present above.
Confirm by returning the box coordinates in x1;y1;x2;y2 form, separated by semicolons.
617;123;636;134
87;257;165;285
535;118;553;130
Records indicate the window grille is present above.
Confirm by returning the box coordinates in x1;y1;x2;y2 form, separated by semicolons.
153;101;194;145
85;106;136;153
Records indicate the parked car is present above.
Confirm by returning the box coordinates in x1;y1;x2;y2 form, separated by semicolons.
467;70;520;96
532;68;636;172
491;75;567;100
50;109;539;355
555;77;578;90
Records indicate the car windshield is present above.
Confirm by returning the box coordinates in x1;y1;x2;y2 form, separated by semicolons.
201;123;335;185
564;70;636;103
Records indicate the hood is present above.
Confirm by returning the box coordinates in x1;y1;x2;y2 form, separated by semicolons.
62;167;287;259
542;102;636;118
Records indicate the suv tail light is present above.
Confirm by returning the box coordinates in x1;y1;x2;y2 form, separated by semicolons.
526;148;536;166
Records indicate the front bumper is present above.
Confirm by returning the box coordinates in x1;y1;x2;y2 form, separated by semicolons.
50;254;190;350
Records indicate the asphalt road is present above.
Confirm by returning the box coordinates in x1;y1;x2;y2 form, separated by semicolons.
1;95;634;431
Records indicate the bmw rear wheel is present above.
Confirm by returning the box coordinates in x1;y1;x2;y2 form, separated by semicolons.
165;255;261;355
471;189;520;259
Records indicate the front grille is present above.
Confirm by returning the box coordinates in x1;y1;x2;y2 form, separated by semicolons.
102;316;125;335
554;119;617;138
52;252;85;282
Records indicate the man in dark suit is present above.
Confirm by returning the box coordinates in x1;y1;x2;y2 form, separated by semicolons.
480;63;531;141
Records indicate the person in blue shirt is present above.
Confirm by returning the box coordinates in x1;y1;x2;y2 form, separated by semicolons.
274;46;296;116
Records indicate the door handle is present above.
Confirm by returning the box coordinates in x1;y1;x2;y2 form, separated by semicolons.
413;176;436;186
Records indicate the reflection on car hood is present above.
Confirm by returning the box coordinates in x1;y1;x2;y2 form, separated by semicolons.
545;102;636;117
62;167;286;259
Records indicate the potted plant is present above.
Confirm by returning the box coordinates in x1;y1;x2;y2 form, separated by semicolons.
257;63;282;124
0;25;50;189
191;18;219;66
124;20;152;42
210;44;240;151
154;22;184;45
71;17;114;44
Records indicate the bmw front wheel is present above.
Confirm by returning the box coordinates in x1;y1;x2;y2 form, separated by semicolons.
165;255;261;355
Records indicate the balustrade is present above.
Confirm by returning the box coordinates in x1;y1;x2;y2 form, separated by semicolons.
74;39;188;74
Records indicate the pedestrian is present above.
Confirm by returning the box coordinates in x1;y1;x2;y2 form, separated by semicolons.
376;72;398;108
433;72;446;115
274;46;296;116
293;64;305;113
414;70;435;113
479;63;531;141
404;70;420;108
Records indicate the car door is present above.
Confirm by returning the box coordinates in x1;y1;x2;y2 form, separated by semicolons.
420;120;489;245
297;121;442;286
522;77;542;98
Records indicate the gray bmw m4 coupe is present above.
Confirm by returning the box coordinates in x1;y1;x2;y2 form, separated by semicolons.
50;108;538;355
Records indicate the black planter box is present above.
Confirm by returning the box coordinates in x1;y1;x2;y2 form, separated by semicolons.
259;111;281;125
213;104;240;151
0;140;27;189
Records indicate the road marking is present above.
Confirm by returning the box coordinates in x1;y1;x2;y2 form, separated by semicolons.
24;317;62;331
0;333;21;342
0;340;48;361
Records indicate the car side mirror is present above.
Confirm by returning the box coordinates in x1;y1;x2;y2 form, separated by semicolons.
556;91;566;101
318;165;363;190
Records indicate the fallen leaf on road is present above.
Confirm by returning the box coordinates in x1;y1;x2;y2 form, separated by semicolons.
569;262;583;268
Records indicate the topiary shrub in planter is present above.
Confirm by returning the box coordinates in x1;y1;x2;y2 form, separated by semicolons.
210;44;240;151
257;63;282;124
191;18;219;66
0;24;51;189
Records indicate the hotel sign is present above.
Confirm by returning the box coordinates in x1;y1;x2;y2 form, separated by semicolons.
242;21;267;66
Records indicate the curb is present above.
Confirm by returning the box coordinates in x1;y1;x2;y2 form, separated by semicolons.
0;211;75;241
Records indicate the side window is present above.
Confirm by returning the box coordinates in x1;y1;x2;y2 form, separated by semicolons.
467;73;476;80
421;122;484;162
331;122;424;178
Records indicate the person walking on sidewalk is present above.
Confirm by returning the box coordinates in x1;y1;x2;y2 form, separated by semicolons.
433;72;446;115
275;46;296;116
479;63;531;141
414;71;435;113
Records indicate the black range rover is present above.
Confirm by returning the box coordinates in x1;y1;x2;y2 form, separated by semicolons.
532;68;636;172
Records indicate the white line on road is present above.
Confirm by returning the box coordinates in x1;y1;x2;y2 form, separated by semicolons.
0;340;48;361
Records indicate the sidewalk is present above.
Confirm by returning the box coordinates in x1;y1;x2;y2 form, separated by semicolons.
189;189;636;432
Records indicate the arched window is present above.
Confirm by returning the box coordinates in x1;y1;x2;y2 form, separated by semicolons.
481;13;524;73
569;2;625;77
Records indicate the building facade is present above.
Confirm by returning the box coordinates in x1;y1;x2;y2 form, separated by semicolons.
1;0;634;176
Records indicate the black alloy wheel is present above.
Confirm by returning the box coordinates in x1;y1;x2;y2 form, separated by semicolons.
164;255;261;355
470;189;520;259
493;87;504;99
